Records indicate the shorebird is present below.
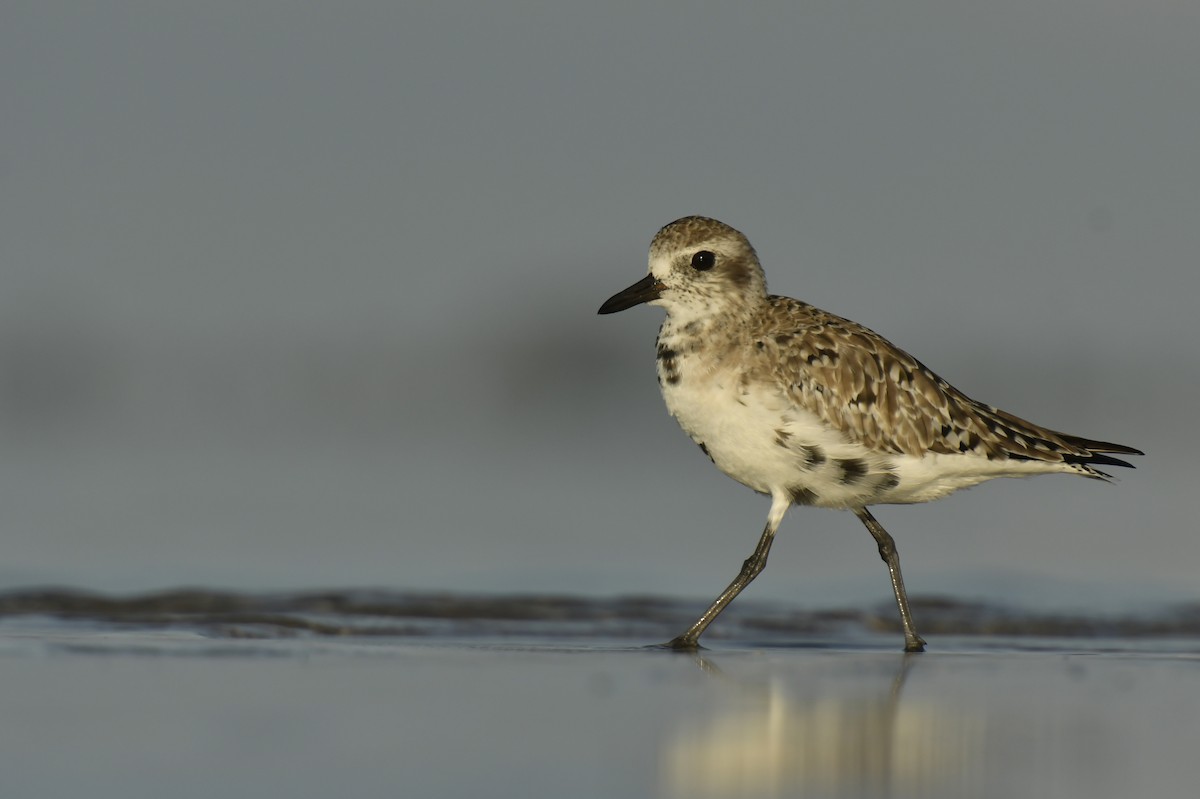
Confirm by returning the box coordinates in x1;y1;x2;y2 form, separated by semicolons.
598;216;1141;651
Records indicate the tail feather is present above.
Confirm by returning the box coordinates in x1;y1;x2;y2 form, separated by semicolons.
973;403;1142;470
1058;434;1143;471
1063;450;1137;470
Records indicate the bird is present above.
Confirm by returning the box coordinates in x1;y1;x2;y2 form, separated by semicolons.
597;216;1142;652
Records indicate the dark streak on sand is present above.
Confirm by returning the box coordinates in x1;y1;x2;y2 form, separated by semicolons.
1;589;1198;642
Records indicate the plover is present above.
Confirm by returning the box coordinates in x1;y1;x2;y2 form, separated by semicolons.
598;216;1142;652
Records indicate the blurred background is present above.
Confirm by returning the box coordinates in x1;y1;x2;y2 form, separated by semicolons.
0;1;1195;612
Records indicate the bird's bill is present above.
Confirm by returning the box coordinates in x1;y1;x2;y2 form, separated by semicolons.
597;273;665;314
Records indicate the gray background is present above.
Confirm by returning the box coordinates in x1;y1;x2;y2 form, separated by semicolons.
1;2;1195;610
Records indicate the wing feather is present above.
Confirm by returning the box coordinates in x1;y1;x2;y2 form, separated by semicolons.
752;296;1141;469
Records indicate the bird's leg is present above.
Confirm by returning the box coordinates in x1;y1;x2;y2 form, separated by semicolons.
665;521;777;650
666;494;790;650
854;507;926;653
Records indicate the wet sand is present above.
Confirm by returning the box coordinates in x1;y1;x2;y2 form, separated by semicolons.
1;591;1197;799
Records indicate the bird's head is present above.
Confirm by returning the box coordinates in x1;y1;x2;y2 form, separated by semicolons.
598;216;768;322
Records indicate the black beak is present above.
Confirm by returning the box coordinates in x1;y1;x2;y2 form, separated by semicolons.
597;274;665;315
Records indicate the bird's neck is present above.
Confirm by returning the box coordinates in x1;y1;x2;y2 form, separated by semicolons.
657;309;750;367
658;296;765;343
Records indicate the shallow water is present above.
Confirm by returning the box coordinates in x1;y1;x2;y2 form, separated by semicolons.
2;592;1198;799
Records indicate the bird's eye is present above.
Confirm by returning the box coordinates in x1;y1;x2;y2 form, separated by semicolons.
690;251;716;271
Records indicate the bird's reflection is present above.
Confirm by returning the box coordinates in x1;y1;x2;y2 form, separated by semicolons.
662;654;959;798
659;651;1116;799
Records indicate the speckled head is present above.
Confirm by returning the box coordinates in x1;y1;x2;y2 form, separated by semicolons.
598;216;768;317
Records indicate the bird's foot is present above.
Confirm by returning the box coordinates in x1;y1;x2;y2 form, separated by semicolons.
659;634;703;652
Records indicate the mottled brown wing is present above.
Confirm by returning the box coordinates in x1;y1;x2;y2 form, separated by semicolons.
756;296;1136;467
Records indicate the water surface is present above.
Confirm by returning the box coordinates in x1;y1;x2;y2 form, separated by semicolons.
2;591;1197;799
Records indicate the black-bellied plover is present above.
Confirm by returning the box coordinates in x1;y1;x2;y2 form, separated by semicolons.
598;216;1142;651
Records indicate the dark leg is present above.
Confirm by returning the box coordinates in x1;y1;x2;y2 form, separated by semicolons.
665;519;777;650
854;507;927;653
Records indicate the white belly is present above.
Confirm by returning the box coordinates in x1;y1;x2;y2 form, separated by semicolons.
660;364;899;508
663;372;804;492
